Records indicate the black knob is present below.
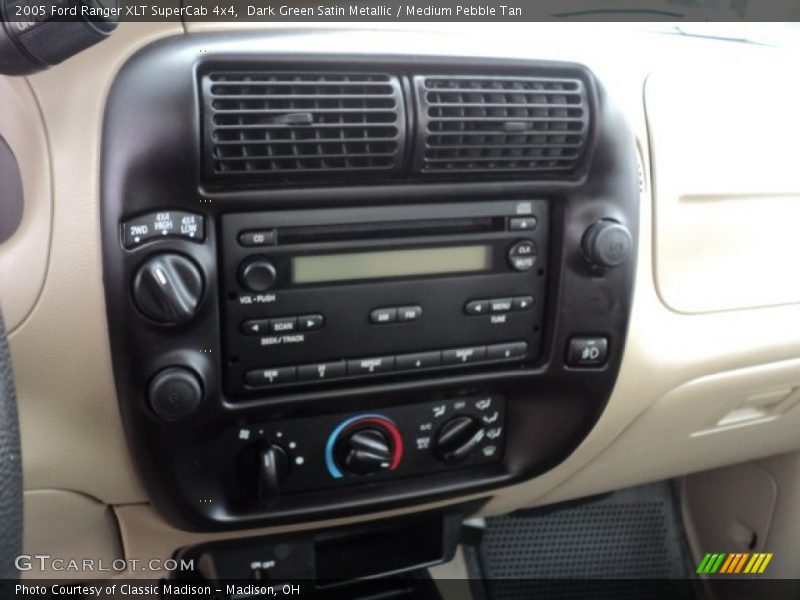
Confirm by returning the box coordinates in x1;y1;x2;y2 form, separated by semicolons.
148;367;203;421
0;3;117;76
582;220;633;268
238;443;290;506
337;428;393;476
435;416;485;465
239;258;277;293
132;253;204;324
257;444;290;505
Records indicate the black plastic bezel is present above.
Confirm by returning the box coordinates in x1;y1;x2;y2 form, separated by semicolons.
101;32;638;532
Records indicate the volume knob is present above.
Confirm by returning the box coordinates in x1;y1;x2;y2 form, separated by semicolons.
239;258;277;292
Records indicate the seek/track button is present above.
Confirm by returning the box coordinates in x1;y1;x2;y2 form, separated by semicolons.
298;314;324;331
269;317;297;333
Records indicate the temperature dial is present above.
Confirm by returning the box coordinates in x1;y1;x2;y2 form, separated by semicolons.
325;414;404;479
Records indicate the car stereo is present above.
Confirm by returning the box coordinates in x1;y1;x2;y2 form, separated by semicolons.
221;200;548;397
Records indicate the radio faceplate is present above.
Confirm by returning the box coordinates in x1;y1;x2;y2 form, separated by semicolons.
221;201;549;397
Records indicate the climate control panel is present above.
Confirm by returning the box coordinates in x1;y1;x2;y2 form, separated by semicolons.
228;395;506;500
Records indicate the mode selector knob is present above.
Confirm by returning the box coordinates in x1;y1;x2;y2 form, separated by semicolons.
239;257;277;292
132;253;204;324
435;416;486;465
338;428;393;476
582;220;633;268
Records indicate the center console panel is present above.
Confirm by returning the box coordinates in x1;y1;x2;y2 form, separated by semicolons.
101;33;639;531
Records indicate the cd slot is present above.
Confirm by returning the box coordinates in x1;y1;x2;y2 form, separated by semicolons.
278;216;502;245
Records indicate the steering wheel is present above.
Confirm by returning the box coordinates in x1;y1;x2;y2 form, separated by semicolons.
0;311;22;579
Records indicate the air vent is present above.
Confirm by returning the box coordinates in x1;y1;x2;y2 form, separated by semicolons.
202;72;406;181
414;75;590;175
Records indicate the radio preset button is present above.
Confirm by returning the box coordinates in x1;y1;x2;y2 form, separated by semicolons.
369;307;397;325
347;356;395;376
297;360;346;382
244;366;297;387
508;239;538;272
513;296;535;311
490;298;513;313
509;216;537;231
464;300;489;316
487;341;528;361
269;317;297;333
241;319;270;336
397;305;422;322
396;350;442;371
298;314;324;331
442;346;488;365
239;229;277;247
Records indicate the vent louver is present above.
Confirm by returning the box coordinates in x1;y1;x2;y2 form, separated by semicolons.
202;72;406;181
414;75;590;175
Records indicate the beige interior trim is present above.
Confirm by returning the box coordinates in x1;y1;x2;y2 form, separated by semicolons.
6;22;800;560
0;76;52;332
8;22;184;504
647;63;800;314
22;490;124;579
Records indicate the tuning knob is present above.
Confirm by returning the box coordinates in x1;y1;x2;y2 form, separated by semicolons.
435;416;486;465
337;428;394;476
582;220;633;268
132;253;204;324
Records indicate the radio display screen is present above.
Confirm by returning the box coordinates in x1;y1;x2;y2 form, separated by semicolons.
292;245;492;284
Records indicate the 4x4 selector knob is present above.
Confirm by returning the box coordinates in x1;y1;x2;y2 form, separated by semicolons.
435;416;486;465
132;253;204;324
239;257;277;292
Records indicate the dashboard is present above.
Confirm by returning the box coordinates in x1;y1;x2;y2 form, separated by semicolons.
3;22;800;566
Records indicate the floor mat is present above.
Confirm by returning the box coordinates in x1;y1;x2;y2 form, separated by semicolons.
469;482;695;599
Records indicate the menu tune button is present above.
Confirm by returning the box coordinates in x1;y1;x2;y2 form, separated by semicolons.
513;296;535;311
464;300;489;316
490;298;513;313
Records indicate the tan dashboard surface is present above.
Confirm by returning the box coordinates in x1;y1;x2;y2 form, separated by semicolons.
4;23;800;562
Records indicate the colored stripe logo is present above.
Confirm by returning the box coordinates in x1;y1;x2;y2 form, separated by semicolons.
696;553;773;574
